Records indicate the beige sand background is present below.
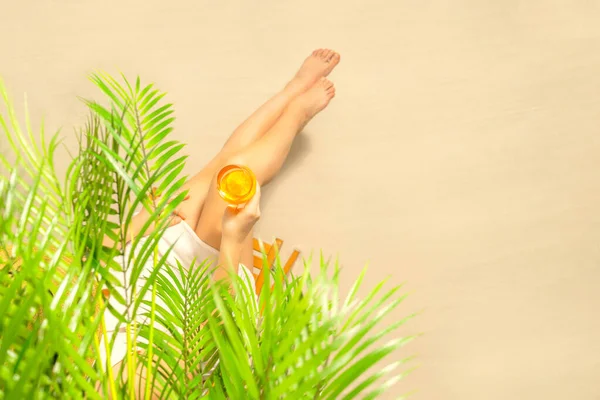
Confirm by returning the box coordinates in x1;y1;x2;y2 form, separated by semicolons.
2;0;600;398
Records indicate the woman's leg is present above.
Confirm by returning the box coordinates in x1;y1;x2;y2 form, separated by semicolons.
195;78;336;254
181;49;340;228
220;49;340;154
128;49;340;238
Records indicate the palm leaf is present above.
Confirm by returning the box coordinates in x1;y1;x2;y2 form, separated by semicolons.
201;255;416;399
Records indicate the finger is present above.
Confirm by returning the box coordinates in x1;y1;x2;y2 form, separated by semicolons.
242;184;261;215
224;204;240;217
177;188;191;201
172;209;186;220
247;183;261;207
168;216;183;226
255;182;261;199
235;183;260;210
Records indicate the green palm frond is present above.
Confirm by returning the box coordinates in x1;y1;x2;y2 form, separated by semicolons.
0;78;102;399
0;72;191;398
80;72;189;397
197;256;417;399
0;77;68;254
135;259;219;399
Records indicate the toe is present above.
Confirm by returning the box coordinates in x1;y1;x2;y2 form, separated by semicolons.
316;48;325;57
331;52;340;63
312;49;320;56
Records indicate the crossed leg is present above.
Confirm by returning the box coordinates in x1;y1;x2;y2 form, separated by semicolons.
195;78;336;268
178;49;340;228
124;49;340;244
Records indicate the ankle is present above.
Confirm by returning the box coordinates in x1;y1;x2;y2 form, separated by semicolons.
284;78;308;97
286;100;311;124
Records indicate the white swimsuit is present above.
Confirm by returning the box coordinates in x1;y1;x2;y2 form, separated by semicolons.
99;221;256;368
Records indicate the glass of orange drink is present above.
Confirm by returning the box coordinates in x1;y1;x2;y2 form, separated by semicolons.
216;164;257;206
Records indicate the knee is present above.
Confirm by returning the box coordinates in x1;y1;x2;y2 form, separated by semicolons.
217;155;267;186
221;154;247;170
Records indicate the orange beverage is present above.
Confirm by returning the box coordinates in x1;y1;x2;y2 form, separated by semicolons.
216;164;257;205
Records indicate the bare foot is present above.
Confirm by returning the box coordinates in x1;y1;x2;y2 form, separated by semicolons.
290;78;336;122
286;49;341;94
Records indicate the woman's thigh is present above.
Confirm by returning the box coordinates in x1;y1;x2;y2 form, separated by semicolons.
165;149;233;231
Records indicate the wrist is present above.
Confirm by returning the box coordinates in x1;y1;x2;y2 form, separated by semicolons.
216;232;243;279
221;230;246;246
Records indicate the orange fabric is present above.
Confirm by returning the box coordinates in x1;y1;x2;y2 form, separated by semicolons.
252;238;298;295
